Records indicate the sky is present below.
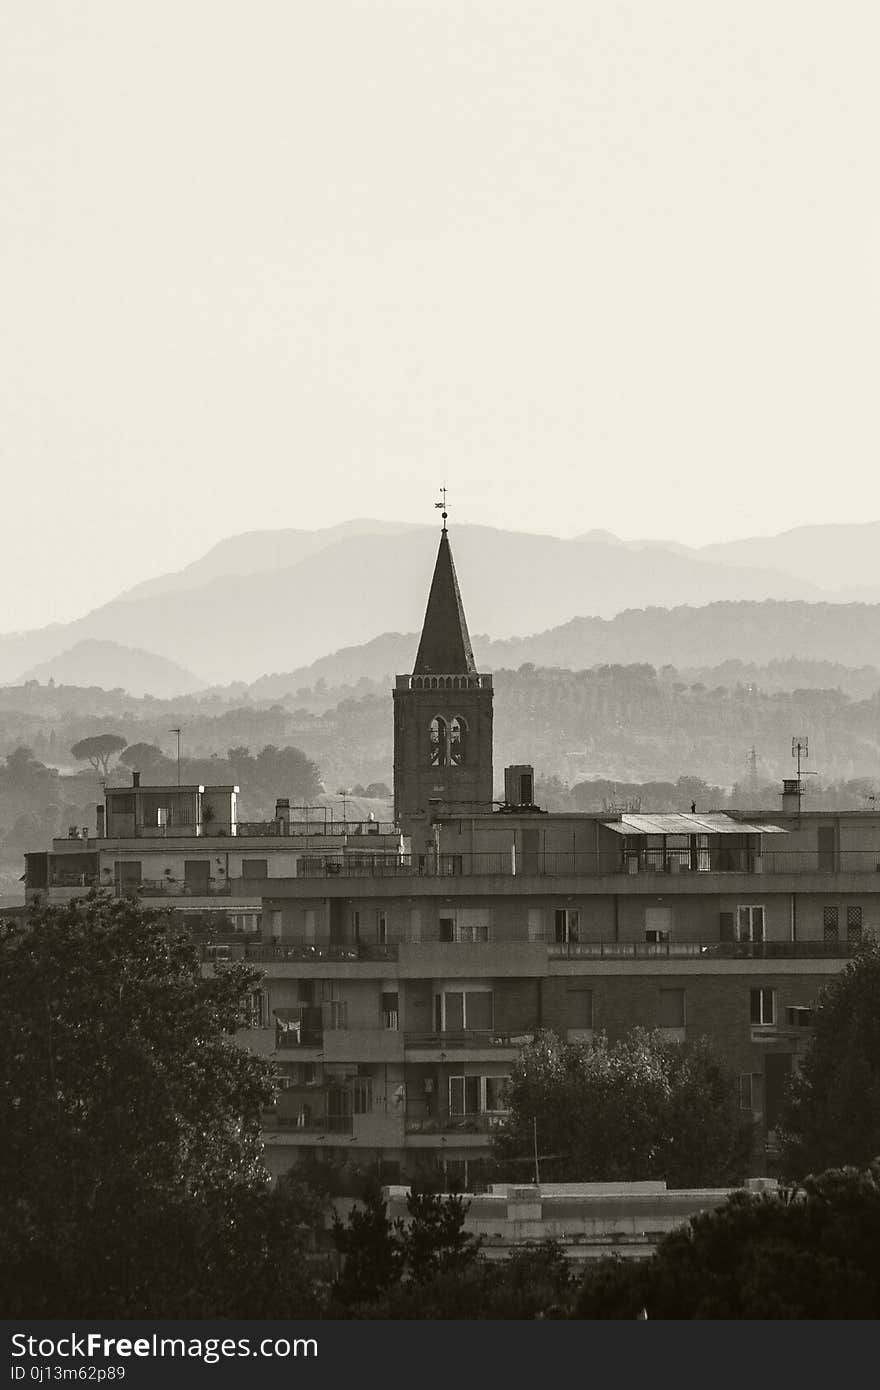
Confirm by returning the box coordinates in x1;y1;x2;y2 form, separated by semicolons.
1;2;877;632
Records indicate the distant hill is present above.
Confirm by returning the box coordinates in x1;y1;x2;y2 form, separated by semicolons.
17;640;205;699
242;601;880;697
0;524;821;688
117;518;424;603
580;520;880;597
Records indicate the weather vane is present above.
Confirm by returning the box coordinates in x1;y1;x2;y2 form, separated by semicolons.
434;485;448;532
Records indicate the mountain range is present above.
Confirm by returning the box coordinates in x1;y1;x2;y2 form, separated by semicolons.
6;517;880;693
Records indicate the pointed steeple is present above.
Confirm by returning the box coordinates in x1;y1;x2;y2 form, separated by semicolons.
413;529;477;675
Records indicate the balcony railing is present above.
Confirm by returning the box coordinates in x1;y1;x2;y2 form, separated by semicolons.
261;1112;353;1133
548;939;867;960
404;1112;509;1135
200;936;867;965
297;849;880;879
137;877;232;897
200;941;398;963
238;821;397;837
405;1031;527;1050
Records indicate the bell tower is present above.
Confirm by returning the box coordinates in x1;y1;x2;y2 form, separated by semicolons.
393;501;493;836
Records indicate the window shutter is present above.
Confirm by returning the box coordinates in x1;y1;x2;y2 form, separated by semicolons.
719;911;735;943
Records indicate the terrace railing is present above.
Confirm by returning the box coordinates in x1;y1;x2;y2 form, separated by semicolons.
296;849;880;879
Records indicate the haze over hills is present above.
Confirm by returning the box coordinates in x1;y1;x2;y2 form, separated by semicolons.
0;522;826;688
579;521;880;596
8;517;880;694
18;640;205;700
117;519;424;603
246;602;880;700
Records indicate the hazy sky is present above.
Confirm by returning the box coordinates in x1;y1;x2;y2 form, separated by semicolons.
1;2;877;632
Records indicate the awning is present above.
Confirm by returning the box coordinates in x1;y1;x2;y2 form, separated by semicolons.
601;813;788;836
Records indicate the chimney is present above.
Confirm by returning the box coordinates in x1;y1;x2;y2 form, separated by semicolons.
132;770;140;788
781;778;802;814
96;804;105;838
275;798;290;833
504;764;535;808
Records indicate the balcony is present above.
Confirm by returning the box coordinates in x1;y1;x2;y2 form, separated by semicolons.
296;849;880;880
547;940;865;960
238;820;397;837
48;872;98;889
404;1112;508;1136
405;1030;528;1051
199;941;398;964
261;1111;353;1134
136;877;232;898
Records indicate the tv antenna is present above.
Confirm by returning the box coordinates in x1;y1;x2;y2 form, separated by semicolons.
434;485;448;532
790;736;818;815
169;727;182;786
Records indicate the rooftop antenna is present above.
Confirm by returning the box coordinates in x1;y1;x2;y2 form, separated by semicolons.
790;736;817;817
434;485;448;533
169;727;181;786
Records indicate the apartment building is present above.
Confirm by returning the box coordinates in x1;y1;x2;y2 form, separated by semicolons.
240;521;877;1186
23;774;403;935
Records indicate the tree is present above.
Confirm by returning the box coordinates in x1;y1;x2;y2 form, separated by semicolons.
779;943;880;1178
494;1030;752;1188
332;1184;405;1307
331;1186;481;1309
119;742;173;775
70;733;127;776
574;1162;880;1319
0;891;323;1316
401;1189;481;1284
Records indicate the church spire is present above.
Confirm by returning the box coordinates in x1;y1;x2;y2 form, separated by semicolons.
413;516;476;676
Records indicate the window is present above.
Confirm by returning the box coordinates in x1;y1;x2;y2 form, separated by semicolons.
823;906;839;942
847;905;863;944
485;1076;510;1112
377;911;388;946
555;908;580;944
439;911;489;943
739;1073;763;1112
527;908;545;942
435;989;494;1033
645;907;672;942
241;859;268;880
449;716;467;766
449;1075;510;1115
157;806;172;828
249;989;266;1028
567;989;594;1030
750;988;776;1026
352;1078;372;1115
449;1075;480;1115
658;988;686;1029
381;991;399;1030
737;905;765;943
184;860;210;893
430;716;449;766
114;861;142;895
787;1006;814;1028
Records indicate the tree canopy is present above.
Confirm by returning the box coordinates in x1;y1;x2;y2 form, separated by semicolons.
779;943;880;1178
0;891;324;1316
494;1029;752;1188
70;732;127;775
575;1162;880;1319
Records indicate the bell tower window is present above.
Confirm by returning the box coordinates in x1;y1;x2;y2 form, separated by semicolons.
430;716;449;766
450;716;467;765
